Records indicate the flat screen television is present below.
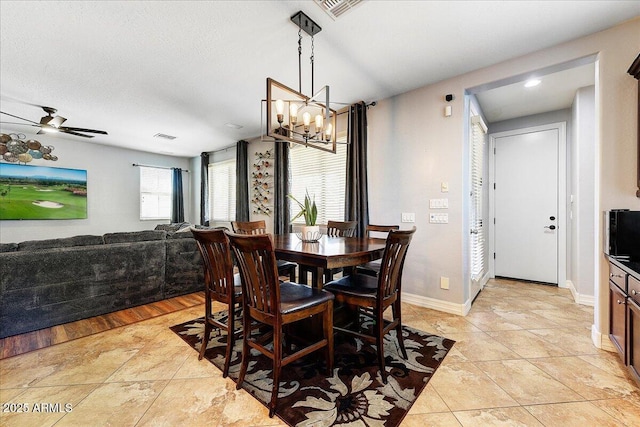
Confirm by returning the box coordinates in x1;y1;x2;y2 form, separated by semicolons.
0;163;87;220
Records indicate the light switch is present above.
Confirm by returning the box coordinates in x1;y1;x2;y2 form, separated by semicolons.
441;182;449;193
429;213;448;224
429;198;449;209
401;212;415;223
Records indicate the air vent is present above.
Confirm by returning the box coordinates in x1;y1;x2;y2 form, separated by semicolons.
315;0;364;20
153;133;177;140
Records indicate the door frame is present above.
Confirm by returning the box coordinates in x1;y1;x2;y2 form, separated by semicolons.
488;122;567;288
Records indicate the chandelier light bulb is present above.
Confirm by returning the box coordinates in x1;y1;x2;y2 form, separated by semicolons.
325;123;332;142
290;104;298;125
275;99;284;124
303;112;311;134
315;114;323;132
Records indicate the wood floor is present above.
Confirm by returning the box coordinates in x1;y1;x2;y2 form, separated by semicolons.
0;292;206;360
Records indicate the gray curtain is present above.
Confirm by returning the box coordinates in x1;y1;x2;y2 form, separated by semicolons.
171;168;184;223
274;141;290;234
346;101;369;237
200;152;209;225
235;140;249;221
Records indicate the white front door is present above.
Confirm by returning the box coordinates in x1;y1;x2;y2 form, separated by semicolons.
493;127;559;284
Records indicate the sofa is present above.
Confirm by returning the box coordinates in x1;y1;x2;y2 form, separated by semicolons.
0;225;205;338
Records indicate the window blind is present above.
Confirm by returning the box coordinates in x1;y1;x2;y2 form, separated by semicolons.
140;166;172;220
470;115;487;281
209;158;236;221
289;141;347;225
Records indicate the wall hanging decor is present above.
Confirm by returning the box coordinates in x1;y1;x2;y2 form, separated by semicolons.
252;149;273;216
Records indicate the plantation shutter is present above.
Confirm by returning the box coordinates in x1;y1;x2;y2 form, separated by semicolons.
470;115;487;281
289;142;347;225
209;158;236;221
140;166;172;220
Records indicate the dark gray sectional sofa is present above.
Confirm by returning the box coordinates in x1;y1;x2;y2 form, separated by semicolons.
0;226;204;338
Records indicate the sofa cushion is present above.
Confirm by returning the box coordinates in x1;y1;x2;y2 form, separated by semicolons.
18;235;104;251
0;243;18;253
154;222;189;232
103;230;166;244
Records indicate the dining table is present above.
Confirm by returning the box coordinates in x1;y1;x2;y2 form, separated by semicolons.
272;233;387;289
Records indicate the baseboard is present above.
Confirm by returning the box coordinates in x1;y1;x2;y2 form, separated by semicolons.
591;324;617;352
566;280;595;307
402;292;469;316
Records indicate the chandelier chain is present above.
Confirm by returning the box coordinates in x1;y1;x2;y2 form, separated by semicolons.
310;33;315;95
298;27;302;93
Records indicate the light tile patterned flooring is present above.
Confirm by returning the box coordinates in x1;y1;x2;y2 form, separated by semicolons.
1;278;639;426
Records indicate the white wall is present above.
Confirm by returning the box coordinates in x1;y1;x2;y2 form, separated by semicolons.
571;86;597;304
0;135;191;243
367;17;640;330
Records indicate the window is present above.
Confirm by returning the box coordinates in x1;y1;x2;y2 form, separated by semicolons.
139;166;172;220
209;158;236;221
289;140;347;225
470;115;487;281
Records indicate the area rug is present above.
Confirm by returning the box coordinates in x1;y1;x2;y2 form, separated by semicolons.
170;312;455;427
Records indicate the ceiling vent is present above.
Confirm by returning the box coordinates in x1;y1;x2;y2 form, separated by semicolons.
314;0;364;20
153;133;177;140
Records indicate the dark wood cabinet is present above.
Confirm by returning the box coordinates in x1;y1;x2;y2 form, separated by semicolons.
608;257;640;386
610;281;627;359
628;297;640;383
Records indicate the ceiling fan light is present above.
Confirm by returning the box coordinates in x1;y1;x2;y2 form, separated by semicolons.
40;126;59;134
49;116;66;128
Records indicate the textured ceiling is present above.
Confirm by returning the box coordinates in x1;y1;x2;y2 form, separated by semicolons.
0;1;638;157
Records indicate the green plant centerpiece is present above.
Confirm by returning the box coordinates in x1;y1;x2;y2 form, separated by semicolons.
288;191;320;241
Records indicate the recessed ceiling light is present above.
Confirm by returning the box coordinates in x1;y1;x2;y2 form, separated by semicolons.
524;79;541;88
225;122;243;129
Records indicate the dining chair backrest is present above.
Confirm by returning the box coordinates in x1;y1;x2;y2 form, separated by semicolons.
191;228;236;302
327;220;358;237
366;224;400;239
227;232;281;318
231;220;267;235
377;227;416;300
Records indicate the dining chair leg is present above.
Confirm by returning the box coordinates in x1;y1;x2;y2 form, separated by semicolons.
393;299;408;359
324;301;334;374
222;305;235;378
376;310;387;384
269;328;283;417
236;312;251;390
199;322;212;361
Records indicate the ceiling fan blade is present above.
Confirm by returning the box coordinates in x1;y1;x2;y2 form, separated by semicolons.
0;121;40;127
60;129;94;138
0;111;39;125
59;126;108;135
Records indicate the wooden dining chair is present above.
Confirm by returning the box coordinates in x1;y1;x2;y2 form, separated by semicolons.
356;224;400;277
324;226;416;384
231;220;297;282
227;232;334;417
191;227;242;378
299;220;358;284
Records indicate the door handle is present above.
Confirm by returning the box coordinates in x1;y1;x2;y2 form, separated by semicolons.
544;225;556;230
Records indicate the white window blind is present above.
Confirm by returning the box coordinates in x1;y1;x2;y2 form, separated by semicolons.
140;166;172;220
209;158;236;221
470;115;487;281
289;141;347;225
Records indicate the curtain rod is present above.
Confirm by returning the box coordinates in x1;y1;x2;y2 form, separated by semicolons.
132;163;189;172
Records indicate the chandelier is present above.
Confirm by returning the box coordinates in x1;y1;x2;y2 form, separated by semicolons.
265;11;338;153
0;133;58;163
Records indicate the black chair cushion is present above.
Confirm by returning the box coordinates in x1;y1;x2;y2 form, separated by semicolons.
355;260;381;277
277;260;297;270
279;282;334;315
324;274;378;301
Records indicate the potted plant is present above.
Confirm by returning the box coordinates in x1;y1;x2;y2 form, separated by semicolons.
288;191;320;241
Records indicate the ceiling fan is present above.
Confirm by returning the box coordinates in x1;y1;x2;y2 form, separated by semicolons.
0;106;108;138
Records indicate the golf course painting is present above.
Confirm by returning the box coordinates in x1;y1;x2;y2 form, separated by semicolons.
0;163;87;220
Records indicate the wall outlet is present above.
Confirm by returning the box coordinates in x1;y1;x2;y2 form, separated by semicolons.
440;276;449;290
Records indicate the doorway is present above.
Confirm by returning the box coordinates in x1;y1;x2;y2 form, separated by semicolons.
489;122;567;286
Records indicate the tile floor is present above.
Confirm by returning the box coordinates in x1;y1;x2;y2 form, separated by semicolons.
1;278;639;426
